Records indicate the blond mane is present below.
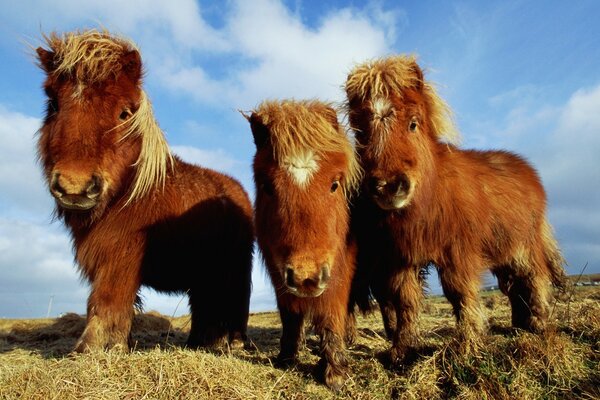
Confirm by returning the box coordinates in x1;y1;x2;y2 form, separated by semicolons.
41;29;137;84
121;91;174;205
40;29;173;205
252;100;361;196
345;55;460;144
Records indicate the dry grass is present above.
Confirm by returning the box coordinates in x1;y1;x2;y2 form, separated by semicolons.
1;287;598;399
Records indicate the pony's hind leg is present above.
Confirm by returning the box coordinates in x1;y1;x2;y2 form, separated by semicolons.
187;290;228;349
389;266;423;365
438;263;486;349
497;249;551;333
226;249;253;349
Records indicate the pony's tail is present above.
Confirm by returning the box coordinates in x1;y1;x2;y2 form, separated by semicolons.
542;219;571;300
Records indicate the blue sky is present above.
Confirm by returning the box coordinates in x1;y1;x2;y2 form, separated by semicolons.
0;0;598;318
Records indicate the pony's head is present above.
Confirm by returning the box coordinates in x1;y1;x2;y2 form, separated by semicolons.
345;55;459;210
36;30;171;218
248;100;360;298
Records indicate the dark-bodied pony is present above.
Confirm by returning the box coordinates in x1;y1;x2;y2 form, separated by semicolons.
36;30;253;352
246;100;361;390
345;55;568;364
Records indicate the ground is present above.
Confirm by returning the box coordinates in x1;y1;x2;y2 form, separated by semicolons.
1;286;598;399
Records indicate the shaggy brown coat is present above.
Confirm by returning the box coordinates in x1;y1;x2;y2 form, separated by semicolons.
346;55;568;364
36;30;253;351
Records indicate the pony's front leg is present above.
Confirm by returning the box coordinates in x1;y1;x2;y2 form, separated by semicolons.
276;307;304;365
389;266;423;366
314;311;348;391
74;266;141;352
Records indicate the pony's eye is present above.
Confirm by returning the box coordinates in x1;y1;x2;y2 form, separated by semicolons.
260;181;274;196
48;98;59;114
330;180;340;193
409;118;418;132
119;109;133;121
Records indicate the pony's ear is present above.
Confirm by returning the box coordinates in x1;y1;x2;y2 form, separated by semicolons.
248;113;270;149
121;50;142;84
410;61;424;91
36;47;55;72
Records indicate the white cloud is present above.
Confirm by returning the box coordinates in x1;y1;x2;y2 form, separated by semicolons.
171;145;242;173
0;217;84;318
0;106;52;216
156;0;398;108
10;0;228;52
489;84;600;275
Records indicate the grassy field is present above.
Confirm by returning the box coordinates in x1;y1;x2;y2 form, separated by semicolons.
1;286;598;399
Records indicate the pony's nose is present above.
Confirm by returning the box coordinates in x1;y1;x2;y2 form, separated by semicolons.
284;263;330;296
369;174;410;196
50;172;104;199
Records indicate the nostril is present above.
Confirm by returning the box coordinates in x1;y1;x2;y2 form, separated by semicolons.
86;174;103;199
50;172;65;197
320;263;331;285
368;177;386;194
285;267;296;288
396;173;410;194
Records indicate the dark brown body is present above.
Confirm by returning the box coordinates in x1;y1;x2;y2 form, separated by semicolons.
346;55;567;364
36;30;253;351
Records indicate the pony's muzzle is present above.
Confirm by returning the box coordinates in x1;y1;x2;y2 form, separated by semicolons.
50;171;104;211
284;263;331;298
368;174;412;210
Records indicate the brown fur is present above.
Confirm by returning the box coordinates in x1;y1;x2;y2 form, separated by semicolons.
36;30;253;352
346;55;568;364
247;100;358;390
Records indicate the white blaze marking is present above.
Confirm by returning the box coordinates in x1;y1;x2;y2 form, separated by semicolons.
283;149;320;188
371;97;393;157
372;97;392;120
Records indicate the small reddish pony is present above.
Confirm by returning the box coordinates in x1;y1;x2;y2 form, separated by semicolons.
246;100;360;390
36;30;254;352
346;55;568;363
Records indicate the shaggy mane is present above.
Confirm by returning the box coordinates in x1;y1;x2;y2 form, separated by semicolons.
121;91;174;205
40;29;173;205
41;29;137;84
252;100;361;197
345;55;460;144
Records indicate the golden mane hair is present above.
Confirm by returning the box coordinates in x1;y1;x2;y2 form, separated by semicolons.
40;29;173;205
121;91;174;206
41;29;137;84
345;55;460;144
251;99;361;197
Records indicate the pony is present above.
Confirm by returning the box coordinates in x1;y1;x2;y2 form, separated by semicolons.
345;55;568;364
35;30;254;352
246;100;361;390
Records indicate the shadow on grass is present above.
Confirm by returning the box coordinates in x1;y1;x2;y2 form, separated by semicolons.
0;312;189;359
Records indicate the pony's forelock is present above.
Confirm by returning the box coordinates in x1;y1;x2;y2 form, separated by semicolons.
40;29;138;84
345;55;460;145
253;99;362;197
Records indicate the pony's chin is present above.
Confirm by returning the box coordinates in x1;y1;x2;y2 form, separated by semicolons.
56;196;98;212
373;194;411;211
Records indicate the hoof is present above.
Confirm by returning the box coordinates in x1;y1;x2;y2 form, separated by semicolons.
274;353;297;368
318;360;347;391
229;338;245;350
